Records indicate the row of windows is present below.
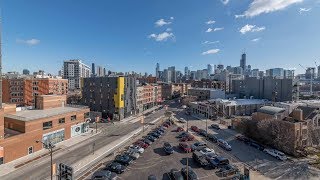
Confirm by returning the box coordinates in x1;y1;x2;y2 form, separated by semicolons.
43;115;77;130
11;93;24;97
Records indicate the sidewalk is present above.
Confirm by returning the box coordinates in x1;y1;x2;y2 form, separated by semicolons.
0;127;100;177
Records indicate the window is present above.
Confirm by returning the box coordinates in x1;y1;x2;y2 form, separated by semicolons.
59;118;65;124
71;115;77;121
43;121;53;130
28;146;33;154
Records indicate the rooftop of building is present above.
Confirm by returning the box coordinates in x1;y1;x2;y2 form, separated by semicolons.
5;105;89;122
188;88;224;91
258;106;286;115
192;98;269;106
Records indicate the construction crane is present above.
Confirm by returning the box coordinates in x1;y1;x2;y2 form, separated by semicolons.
299;64;313;95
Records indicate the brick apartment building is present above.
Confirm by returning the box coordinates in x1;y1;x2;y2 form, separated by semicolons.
2;75;68;107
160;83;191;100
0;95;90;164
186;79;225;90
136;84;162;113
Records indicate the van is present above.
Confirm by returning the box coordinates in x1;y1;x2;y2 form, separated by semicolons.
208;156;229;169
192;151;209;167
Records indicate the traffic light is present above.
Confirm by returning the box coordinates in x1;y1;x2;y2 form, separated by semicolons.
58;163;73;180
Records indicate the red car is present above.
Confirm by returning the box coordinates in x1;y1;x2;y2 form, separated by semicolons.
179;142;192;153
134;141;148;148
180;135;195;142
176;127;184;132
191;126;199;132
163;123;169;128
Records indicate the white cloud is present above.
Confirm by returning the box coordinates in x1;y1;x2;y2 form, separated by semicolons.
214;27;224;31
206;27;224;33
155;18;173;27
299;7;311;13
239;24;265;34
251;38;261;42
202;49;220;55
221;0;230;5
16;38;40;46
170;17;174;20
166;28;172;32
203;40;220;45
206;20;216;25
148;32;174;42
236;0;303;18
206;28;213;33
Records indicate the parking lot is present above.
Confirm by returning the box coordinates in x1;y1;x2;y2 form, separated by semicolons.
175;111;320;179
119;123;224;180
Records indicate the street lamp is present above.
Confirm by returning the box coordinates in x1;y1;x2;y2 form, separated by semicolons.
36;140;55;180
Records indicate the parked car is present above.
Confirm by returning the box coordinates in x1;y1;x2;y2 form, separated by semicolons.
133;141;148;149
163;123;170;128
105;162;126;174
176;132;190;138
142;138;152;145
148;175;157;180
148;132;160;138
191;126;199;132
235;135;250;144
181;166;199;180
191;142;207;151
145;135;157;142
179;142;192;153
163;142;174;154
125;149;140;160
211;124;221;130
114;154;134;166
205;152;217;160
180;134;194;142
198;129;207;136
199;148;215;155
91;170;117;180
179;118;187;123
208;156;229;169
250;142;265;151
217;139;232;151
216;164;239;177
176;127;184;132
207;133;218;143
264;148;287;161
192;150;209;167
169;168;184;180
128;145;144;154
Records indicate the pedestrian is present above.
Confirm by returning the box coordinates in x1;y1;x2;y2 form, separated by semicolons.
91;129;94;135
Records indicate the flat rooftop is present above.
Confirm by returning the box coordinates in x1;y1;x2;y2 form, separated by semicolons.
5;105;88;122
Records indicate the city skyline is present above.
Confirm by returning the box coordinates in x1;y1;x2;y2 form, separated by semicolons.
1;0;320;75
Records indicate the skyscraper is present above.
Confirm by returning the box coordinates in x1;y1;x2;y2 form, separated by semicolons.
207;64;213;75
156;63;160;79
240;53;246;71
168;66;176;83
22;69;30;75
92;63;96;77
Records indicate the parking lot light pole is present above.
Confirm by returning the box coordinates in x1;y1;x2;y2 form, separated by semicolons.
36;140;55;180
206;118;208;139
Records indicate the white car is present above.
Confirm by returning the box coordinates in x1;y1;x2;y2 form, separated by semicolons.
199;148;215;155
179;118;187;123
191;142;207;151
264;148;287;161
129;145;144;154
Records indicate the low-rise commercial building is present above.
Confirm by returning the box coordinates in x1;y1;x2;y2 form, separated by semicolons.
0;95;90;164
82;76;137;120
187;88;225;101
190;98;270;119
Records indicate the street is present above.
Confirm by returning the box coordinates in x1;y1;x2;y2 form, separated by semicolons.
1;102;177;180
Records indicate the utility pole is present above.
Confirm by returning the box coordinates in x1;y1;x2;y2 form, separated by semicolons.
36;140;55;180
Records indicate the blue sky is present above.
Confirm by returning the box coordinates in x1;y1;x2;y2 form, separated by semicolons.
1;0;320;75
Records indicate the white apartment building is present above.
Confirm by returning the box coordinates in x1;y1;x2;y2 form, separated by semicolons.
63;60;91;90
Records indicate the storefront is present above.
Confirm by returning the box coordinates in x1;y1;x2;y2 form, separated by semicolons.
71;123;89;137
42;129;65;146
